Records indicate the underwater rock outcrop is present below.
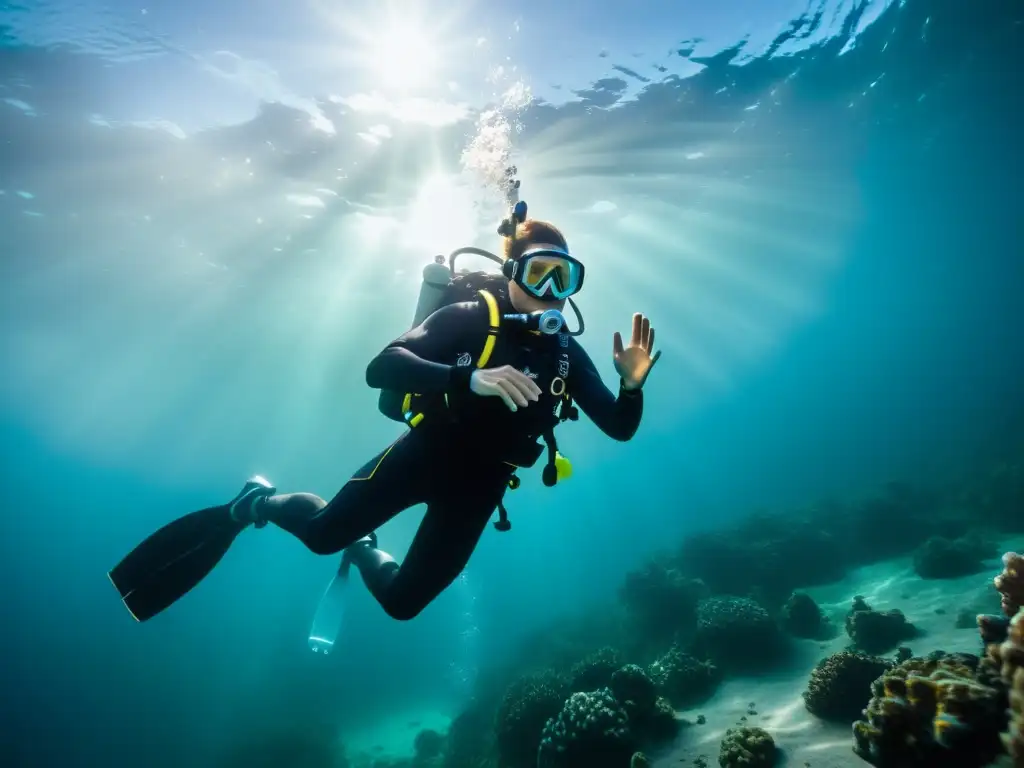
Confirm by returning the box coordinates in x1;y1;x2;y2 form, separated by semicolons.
845;596;917;654
646;647;720;708
537;688;634;768
412;728;444;762
619;560;705;646
718;726;776;768
912;534;993;579
848;482;940;563
852;651;1008;767
677;513;848;605
443;705;493;768
495;670;569;768
694;596;782;672
803;649;893;723
779;591;830;639
569;647;622;693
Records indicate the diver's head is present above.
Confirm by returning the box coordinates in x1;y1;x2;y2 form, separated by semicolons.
500;218;585;314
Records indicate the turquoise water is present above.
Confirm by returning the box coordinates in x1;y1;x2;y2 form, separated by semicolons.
0;0;1022;766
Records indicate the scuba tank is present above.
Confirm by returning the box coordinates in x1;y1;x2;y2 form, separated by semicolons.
376;255;455;420
412;255;453;328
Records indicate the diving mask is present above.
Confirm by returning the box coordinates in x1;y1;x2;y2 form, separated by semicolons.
507;247;585;300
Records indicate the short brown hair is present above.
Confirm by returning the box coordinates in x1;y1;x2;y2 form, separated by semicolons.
501;219;569;261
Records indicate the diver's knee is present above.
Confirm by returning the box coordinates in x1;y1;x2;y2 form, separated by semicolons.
382;598;426;622
306;538;342;556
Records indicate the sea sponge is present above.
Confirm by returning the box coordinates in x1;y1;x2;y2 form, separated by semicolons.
569;647;622;693
845;596;917;654
694;596;782;671
647;647;720;708
803;650;893;722
718;726;776;768
780;592;830;639
495;670;569;768
852;651;1008;767
996;552;1024;618
537;688;634;768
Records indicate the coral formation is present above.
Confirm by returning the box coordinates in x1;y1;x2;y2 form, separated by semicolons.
718;726;776;768
537;689;634;768
609;664;658;714
988;608;1023;766
569;647;622;693
495;670;569;768
996;552;1024;617
845;596;917;654
779;592;829;639
979;553;1023;646
803;650;893;722
852;651;1008;767
636;696;681;744
606;665;680;745
912;534;994;579
694;596;782;671
647;647;720;708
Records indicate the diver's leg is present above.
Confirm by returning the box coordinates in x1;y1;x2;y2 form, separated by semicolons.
345;470;508;620
109;477;276;621
255;432;430;556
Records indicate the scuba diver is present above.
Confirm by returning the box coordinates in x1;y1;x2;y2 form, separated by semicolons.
108;183;660;634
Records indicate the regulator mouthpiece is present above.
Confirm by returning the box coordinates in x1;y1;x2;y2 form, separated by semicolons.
535;309;564;334
504;309;565;335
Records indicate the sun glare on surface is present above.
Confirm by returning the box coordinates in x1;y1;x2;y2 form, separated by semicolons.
371;20;439;90
313;0;460;93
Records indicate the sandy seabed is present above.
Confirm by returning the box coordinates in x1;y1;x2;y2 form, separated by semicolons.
652;534;1024;768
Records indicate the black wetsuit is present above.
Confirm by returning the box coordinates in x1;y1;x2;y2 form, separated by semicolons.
261;295;643;620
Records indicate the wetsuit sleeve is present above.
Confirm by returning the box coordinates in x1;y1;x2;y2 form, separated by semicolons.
568;340;644;441
365;302;484;394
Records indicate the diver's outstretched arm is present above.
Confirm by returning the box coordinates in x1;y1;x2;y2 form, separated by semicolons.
568;339;644;441
365;302;485;394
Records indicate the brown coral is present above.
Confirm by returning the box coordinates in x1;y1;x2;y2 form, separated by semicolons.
988;608;1024;766
996;553;1024;618
852;652;1007;767
718;726;775;768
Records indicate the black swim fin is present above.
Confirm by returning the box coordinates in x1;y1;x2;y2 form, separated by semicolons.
108;477;275;622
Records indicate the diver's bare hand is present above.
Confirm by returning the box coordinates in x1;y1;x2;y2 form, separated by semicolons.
470;366;542;411
613;313;661;390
